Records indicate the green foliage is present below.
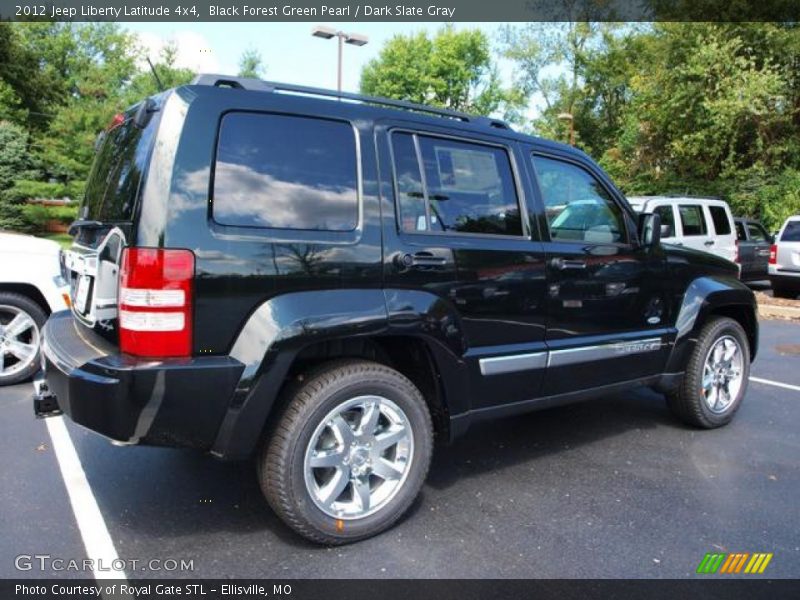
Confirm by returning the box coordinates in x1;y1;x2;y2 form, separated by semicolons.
502;22;800;230
0;23;196;232
238;48;265;79
360;26;509;115
21;203;78;229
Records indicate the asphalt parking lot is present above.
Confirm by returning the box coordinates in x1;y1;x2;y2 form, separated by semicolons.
1;318;799;580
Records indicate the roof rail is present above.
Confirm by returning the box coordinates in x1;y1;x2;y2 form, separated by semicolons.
190;73;511;131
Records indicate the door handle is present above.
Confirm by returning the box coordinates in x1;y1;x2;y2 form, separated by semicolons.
395;252;447;270
704;240;715;246
550;257;587;270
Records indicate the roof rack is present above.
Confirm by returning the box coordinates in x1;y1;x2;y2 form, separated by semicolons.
191;74;511;131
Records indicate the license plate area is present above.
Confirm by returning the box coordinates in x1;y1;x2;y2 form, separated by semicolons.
73;274;93;314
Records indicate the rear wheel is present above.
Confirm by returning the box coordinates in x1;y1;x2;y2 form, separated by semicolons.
0;293;47;387
258;360;433;544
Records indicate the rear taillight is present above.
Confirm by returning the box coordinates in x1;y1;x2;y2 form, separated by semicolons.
118;248;194;357
734;240;739;263
769;244;778;265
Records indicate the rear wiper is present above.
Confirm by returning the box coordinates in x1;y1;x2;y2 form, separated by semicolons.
67;219;105;236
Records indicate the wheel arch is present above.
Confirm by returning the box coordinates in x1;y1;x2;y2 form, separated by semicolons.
0;283;51;316
667;276;759;374
211;289;468;459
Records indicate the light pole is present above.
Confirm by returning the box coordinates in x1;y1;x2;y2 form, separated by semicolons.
311;26;368;93
557;112;575;146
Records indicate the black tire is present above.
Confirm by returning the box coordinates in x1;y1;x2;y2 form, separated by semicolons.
0;292;47;387
258;359;434;545
667;317;750;429
771;284;797;299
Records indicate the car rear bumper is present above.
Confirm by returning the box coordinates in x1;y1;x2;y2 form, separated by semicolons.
769;269;800;286
34;310;245;449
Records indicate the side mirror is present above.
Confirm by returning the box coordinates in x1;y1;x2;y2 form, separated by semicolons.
638;212;662;248
660;223;672;239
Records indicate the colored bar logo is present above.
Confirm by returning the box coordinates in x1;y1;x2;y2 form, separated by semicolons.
697;552;773;574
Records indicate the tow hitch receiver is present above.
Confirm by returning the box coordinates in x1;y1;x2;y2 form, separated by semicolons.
33;375;62;418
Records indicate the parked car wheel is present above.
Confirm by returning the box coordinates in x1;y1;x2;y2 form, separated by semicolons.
667;317;750;429
771;283;798;299
258;359;434;544
0;292;47;387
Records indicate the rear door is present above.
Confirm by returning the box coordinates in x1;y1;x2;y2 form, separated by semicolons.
66;98;164;343
378;123;549;410
706;202;737;262
676;203;714;254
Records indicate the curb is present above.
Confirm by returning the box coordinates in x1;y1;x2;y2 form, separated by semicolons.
758;303;800;320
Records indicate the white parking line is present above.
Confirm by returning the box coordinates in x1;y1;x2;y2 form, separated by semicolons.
45;416;128;581
750;376;800;393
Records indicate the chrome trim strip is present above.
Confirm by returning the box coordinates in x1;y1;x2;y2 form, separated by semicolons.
479;351;547;376
547;337;663;368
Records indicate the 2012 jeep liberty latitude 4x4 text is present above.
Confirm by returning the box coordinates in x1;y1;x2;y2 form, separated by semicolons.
33;75;758;544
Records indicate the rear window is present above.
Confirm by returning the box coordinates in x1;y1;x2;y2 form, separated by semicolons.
781;221;800;242
213;112;358;231
708;205;731;235
82;112;160;222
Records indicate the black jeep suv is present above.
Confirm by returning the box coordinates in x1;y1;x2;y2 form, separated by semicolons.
34;75;758;544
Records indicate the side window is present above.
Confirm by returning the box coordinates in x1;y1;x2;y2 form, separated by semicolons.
678;205;707;236
391;133;522;236
532;155;626;244
735;221;747;241
747;223;768;243
213;112;358;231
708;205;731;235
653;205;675;238
391;133;426;232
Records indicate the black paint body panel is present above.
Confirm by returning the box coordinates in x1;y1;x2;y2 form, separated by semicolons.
38;83;758;458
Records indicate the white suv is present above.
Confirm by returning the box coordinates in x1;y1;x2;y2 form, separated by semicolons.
628;196;738;264
769;215;800;298
0;232;70;386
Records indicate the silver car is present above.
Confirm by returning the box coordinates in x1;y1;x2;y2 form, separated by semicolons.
769;216;800;298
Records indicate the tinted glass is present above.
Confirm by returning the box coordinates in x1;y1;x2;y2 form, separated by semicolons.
679;205;707;236
781;221;800;242
83;112;160;222
746;222;768;243
413;136;522;236
735;221;746;241
391;133;427;232
532;156;625;244
654;205;675;238
213;113;358;231
709;205;731;235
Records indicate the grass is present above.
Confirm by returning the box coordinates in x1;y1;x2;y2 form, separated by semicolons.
40;232;73;249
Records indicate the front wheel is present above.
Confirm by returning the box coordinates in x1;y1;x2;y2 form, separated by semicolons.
667;317;750;428
258;360;433;544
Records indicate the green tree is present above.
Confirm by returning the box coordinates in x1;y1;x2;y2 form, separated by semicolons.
125;41;195;101
0;121;37;230
499;22;625;146
360;26;508;115
238;47;265;79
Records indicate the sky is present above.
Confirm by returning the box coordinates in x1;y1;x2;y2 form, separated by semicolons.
123;22;547;117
